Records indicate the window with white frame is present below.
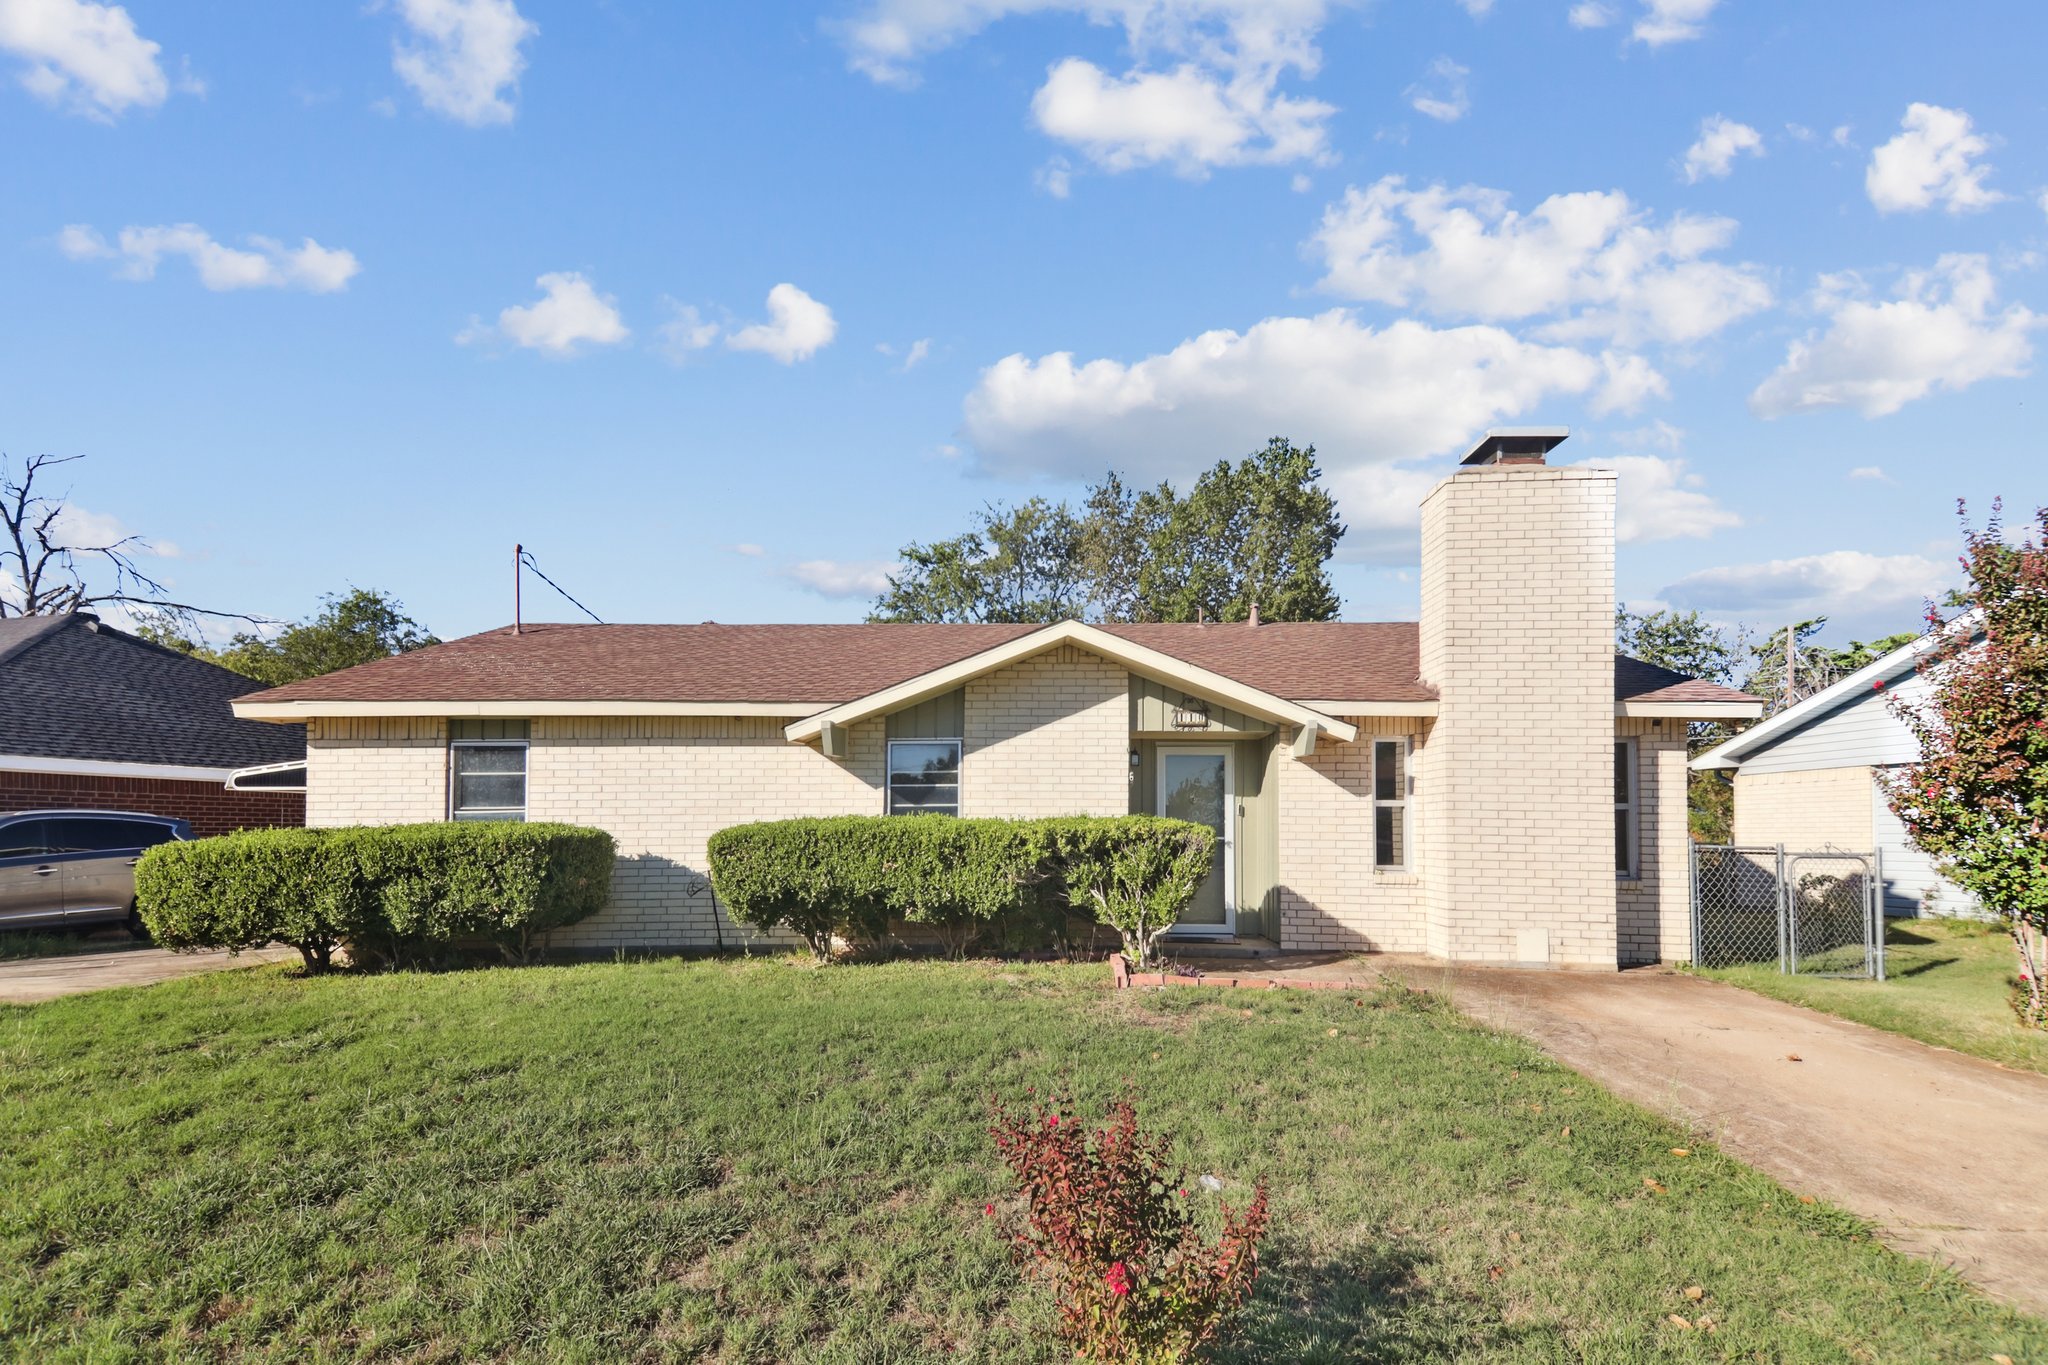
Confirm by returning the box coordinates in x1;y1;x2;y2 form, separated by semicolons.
1615;738;1638;878
887;739;961;816
450;720;529;822
1372;738;1410;870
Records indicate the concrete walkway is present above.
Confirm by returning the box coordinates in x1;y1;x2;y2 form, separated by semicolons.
1414;960;2048;1316
0;943;299;1004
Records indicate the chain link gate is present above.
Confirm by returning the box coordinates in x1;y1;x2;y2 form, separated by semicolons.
1690;844;1886;980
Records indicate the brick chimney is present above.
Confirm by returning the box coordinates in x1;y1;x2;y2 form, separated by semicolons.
1416;428;1617;967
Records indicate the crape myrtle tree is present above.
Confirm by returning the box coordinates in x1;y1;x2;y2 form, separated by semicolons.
1882;501;2048;1027
872;439;1346;625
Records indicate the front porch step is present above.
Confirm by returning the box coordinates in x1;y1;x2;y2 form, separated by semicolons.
1159;936;1282;960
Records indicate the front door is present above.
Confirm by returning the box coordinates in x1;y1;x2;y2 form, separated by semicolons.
1158;747;1233;936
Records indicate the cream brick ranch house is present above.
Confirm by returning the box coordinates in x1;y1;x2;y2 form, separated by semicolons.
233;431;1760;968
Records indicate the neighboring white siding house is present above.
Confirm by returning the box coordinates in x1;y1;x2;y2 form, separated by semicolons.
1694;624;1983;919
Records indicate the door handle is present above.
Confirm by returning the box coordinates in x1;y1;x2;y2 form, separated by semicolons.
34;866;56;876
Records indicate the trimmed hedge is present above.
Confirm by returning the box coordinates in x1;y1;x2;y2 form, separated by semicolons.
136;822;616;970
705;814;1214;960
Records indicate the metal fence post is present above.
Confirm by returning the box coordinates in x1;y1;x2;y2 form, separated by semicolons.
1872;848;1887;982
1688;839;1699;967
1777;844;1790;974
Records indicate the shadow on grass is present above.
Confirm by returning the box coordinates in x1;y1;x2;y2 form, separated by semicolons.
1890;955;1961;979
1217;1236;1517;1364
1884;926;1937;947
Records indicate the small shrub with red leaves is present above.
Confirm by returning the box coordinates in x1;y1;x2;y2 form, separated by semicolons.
988;1093;1271;1364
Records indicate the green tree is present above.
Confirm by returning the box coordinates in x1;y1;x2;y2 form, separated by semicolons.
874;438;1346;625
144;589;437;686
871;498;1087;624
1133;439;1345;624
1881;501;2048;1026
1616;608;1746;842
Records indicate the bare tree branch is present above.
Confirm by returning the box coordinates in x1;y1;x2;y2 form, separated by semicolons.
1;450;274;625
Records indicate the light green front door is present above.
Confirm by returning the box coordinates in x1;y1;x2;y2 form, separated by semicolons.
1158;747;1233;935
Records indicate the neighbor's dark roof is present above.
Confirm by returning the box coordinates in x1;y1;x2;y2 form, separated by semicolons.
240;619;1748;711
0;614;305;769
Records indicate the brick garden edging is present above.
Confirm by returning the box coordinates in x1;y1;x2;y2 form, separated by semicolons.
1108;952;1373;993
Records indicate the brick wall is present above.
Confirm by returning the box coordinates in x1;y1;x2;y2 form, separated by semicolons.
1274;718;1430;952
0;767;302;837
1615;719;1691;965
1418;465;1618;967
1732;767;1875;851
962;644;1128;818
305;717;447;827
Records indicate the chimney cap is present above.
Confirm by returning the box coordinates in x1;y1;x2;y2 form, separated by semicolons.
1460;427;1570;466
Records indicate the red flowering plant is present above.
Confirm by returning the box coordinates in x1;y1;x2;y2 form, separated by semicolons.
987;1092;1271;1364
1881;500;2048;1027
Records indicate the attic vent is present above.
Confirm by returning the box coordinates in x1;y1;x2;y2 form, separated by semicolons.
1461;427;1570;466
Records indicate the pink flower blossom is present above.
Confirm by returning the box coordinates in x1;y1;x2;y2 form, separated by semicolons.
1105;1261;1132;1296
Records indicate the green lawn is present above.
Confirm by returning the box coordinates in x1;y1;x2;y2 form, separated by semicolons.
2;958;2040;1363
1705;917;2048;1076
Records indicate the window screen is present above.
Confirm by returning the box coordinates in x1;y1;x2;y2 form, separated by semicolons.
888;740;961;816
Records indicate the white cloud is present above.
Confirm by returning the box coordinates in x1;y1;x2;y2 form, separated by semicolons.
786;559;899;599
1750;254;2039;418
0;0;173;119
1569;453;1738;542
898;337;932;371
1866;103;2004;214
1848;465;1893;483
1036;158;1074;198
1830;124;1853;148
728;543;766;557
389;0;535;127
727;283;837;364
961;307;1630;488
58;222;361;293
1662;550;1950;618
44;502;179;558
465;271;628;355
1311;175;1772;346
1570;0;1717;43
656;300;720;361
1405;56;1468;123
2040;189;2048;222
1632;0;1717;45
841;1;1344;175
1030;56;1333;174
1682;115;1762;183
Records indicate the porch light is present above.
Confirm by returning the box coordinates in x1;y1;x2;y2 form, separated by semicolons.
1130;750;1141;768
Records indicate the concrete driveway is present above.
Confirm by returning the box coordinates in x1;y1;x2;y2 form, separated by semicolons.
0;943;299;1004
1429;964;2048;1317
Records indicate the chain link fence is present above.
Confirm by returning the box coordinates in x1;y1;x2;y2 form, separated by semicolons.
1691;844;1885;980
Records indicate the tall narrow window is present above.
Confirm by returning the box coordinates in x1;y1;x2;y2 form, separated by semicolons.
888;740;961;816
450;720;529;822
1615;738;1638;878
1373;738;1409;870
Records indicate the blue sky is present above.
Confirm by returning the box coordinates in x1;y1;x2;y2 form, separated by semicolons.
3;0;2043;646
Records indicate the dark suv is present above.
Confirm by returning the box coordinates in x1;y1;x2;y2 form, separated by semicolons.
0;811;191;932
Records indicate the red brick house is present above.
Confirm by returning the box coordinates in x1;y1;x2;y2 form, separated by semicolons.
0;613;305;836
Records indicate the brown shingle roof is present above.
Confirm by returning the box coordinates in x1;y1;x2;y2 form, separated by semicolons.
1096;622;1437;702
1613;655;1756;706
239;620;1748;710
242;623;1043;705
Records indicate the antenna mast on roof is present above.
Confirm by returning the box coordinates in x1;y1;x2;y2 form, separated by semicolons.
513;543;523;635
